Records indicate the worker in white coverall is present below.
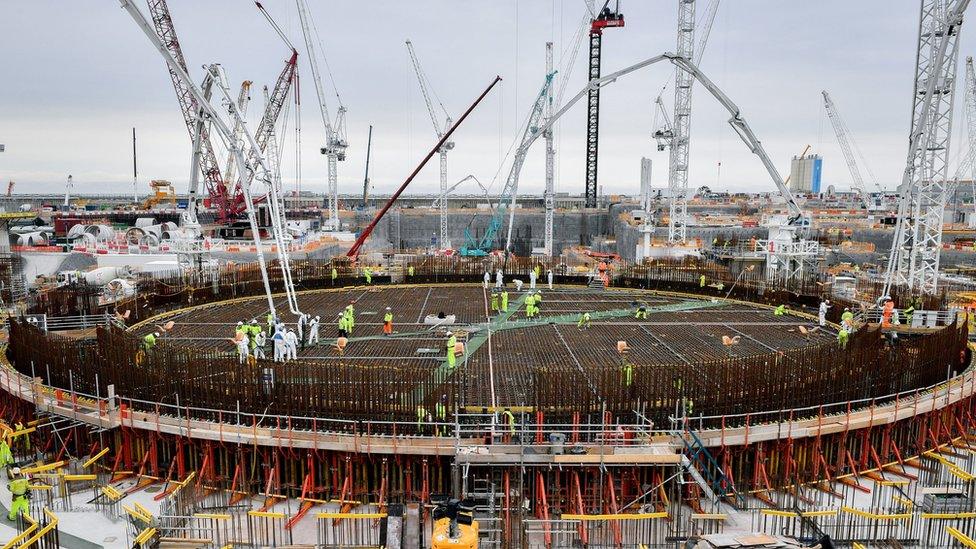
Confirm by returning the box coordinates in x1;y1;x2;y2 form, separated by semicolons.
307;316;320;345
236;336;249;363
483;271;491;289
547;269;553;289
529;269;537;289
495;269;504;288
818;300;830;327
284;330;299;361
253;331;267;359
273;330;286;362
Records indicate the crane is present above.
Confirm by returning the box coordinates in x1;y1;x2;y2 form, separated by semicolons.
63;175;73;209
406;39;454;249
362;125;373;208
120;0;300;317
583;1;625;209
295;0;347;231
543;42;556;258
884;0;970;297
146;0;233;221
657;0;722;243
223;81;253;188
822;90;873;209
956;57;976;224
460;72;556;256
432;175;493;210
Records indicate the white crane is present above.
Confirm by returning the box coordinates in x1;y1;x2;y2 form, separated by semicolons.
63;175;73;209
405;39;454;249
884;0;970;296
119;0;301;316
223;81;252;187
543;42;556;258
659;0;721;244
821;90;873;209
295;0;347;231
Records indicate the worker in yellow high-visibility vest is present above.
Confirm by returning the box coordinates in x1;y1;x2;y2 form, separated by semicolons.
446;332;457;368
7;467;29;521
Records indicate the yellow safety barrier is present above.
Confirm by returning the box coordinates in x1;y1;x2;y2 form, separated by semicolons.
83;447;110;469
852;543;867;549
1;513;38;549
841;506;911;521
760;509;838;518
921;511;976;519
924;451;976;481
893;495;914;509
194;513;231;520
948;526;976;548
248;510;287;519
62;474;97;482
101;485;123;501
560;512;668;520
133;527;157;546
124;505;153;525
20;460;66;474
20;509;58;549
316;512;388;520
134;502;153;519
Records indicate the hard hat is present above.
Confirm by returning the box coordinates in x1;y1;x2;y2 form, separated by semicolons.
446;331;453;336
251;318;257;323
386;307;391;310
315;316;320;321
237;321;243;326
10;467;20;476
154;332;160;337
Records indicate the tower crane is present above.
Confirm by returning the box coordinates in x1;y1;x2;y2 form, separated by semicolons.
223;81;252;188
295;0;347;231
543;42;556;257
884;0;970;297
460;72;556;256
655;0;721;243
406;39;454;249
667;0;696;244
822;90;875;209
583;1;624;209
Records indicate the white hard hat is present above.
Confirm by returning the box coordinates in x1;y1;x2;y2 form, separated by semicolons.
446;331;453;336
386;307;391;310
11;467;20;476
237;321;243;326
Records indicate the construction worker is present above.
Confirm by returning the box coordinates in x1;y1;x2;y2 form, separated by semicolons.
235;334;250;364
905;300;916;326
774;304;786;316
524;293;535;318
344;304;356;336
635;303;648;320
837;327;849;348
483;270;491;289
248;319;262;353
534;264;542;280
0;437;13;469
622;361;633;388
841;307;855;334
142;332;158;352
435;394;448;436
331;266;338;284
881;299;894;328
363;266;373;285
383;307;394;336
547;269;553;289
495;269;504;288
235;321;246;342
284;329;299;361
297;314;307;345
408;265;415;277
501;290;509;313
266;312;276;336
818;300;830;327
337;313;348;338
529;268;537;290
446;331;457;369
7;467;29;521
514;279;524;292
272;329;287;362
307;316;320;345
578;311;592;329
501;409;516;438
534;292;542;316
490;291;499;313
416;405;428;435
253;331;267;360
699;274;706;288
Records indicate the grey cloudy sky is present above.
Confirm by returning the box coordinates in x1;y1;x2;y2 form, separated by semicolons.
0;1;965;198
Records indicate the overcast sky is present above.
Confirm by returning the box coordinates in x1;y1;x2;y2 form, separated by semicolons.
0;1;968;198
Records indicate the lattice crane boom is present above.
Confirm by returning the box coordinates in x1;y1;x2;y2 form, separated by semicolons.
667;0;697;244
583;1;624;209
223;81;253;187
406;39;454;249
822;90;870;208
884;0;970;296
296;0;347;230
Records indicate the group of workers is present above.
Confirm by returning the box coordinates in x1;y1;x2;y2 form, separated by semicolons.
489;290;510;314
524;291;543;318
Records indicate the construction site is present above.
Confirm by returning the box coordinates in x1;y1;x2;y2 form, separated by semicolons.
4;0;976;548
